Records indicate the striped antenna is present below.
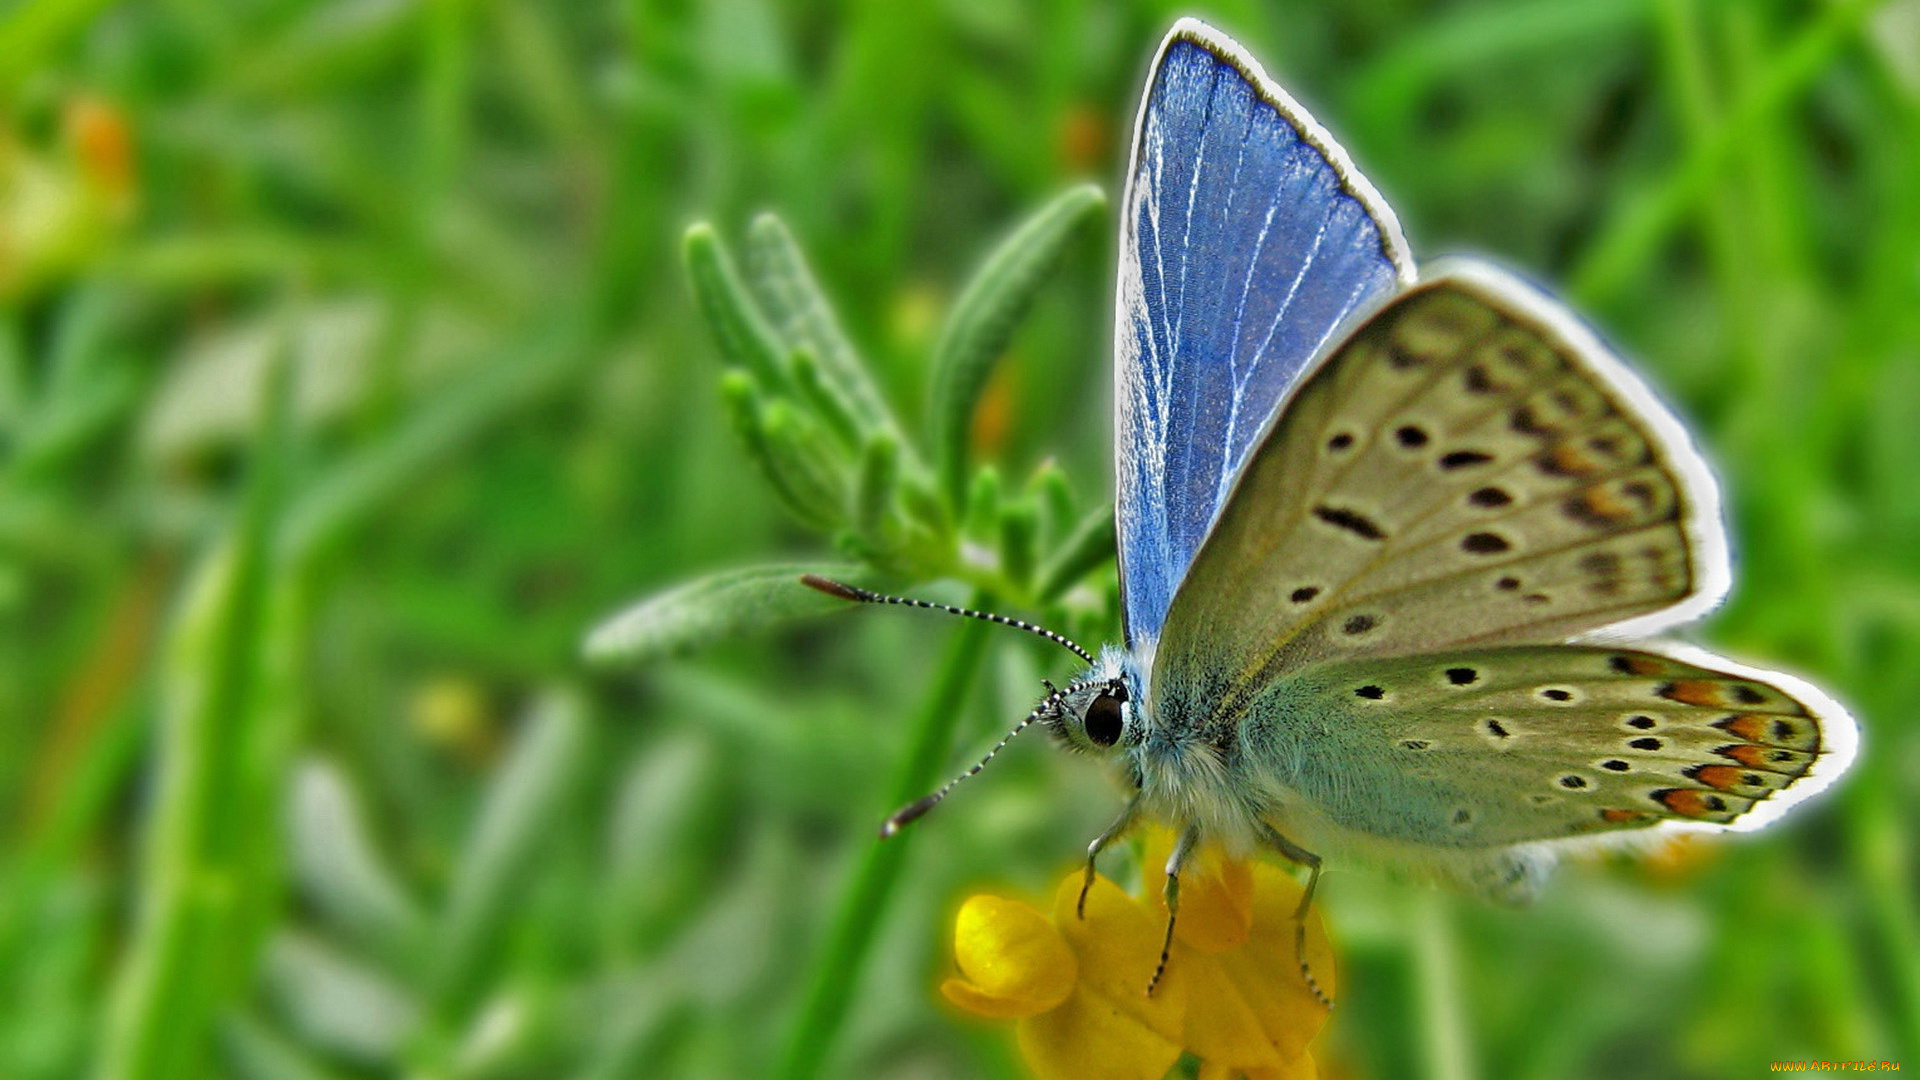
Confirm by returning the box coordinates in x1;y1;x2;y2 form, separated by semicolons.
800;575;1094;664
879;683;1072;837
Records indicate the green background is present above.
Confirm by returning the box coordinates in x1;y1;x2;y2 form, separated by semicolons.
2;0;1915;1077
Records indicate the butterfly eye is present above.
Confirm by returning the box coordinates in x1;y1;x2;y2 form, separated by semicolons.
1084;692;1125;747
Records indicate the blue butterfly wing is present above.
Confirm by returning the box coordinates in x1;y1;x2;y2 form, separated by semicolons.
1116;20;1414;646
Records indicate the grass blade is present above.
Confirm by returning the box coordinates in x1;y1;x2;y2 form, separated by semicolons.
96;328;296;1080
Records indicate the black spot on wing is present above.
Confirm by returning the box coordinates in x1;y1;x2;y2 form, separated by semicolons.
1314;505;1387;541
1439;450;1494;470
1462;532;1510;554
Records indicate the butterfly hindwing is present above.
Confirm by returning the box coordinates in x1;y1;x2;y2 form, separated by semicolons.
1240;644;1856;848
1115;19;1413;647
1152;264;1730;720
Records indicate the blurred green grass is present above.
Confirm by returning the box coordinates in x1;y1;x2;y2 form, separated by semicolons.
1;0;1916;1077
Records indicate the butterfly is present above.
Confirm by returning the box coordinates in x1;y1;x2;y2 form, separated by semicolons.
807;16;1856;997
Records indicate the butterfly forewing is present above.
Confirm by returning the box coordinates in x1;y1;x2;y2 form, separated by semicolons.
1247;645;1854;847
1153;267;1728;719
1115;20;1413;648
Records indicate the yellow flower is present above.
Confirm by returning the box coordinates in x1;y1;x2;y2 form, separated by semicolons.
943;826;1334;1080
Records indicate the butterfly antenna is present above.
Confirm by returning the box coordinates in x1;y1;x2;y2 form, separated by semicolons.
878;683;1072;837
800;575;1095;664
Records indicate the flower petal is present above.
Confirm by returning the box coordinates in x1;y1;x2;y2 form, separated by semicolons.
1050;874;1189;1043
1176;949;1288;1070
1142;827;1255;953
942;977;1051;1019
1243;1054;1320;1080
946;894;1076;1017
989;875;1191;1080
1016;993;1184;1080
1196;862;1336;1066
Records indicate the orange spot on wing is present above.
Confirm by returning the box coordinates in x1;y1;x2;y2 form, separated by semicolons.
1552;445;1600;477
1590;488;1633;519
1654;788;1716;819
1600;808;1653;825
1716;743;1774;768
1551;445;1597;470
1688;765;1746;791
1617;655;1666;677
1715;713;1772;743
1659;680;1726;708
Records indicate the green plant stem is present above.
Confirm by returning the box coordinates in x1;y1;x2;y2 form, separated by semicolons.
775;615;992;1080
1412;891;1476;1080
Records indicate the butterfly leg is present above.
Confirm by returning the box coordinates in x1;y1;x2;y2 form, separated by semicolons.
1260;823;1334;1009
1078;795;1141;918
1147;824;1200;997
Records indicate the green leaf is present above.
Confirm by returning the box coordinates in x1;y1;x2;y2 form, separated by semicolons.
963;465;1000;541
258;933;420;1062
97;324;298;1080
742;213;893;433
602;733;727;956
683;223;791;393
288;762;425;963
998;499;1037;591
430;689;588;1022
571;995;689;1080
582;563;869;668
789;347;863;451
221;1013;354;1080
928;183;1104;510
1029;458;1075;545
1036;503;1115;602
718;373;846;532
854;429;900;542
761;399;850;530
899;472;949;536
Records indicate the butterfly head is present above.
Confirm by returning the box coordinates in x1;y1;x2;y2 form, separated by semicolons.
1046;678;1132;755
1043;647;1146;759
